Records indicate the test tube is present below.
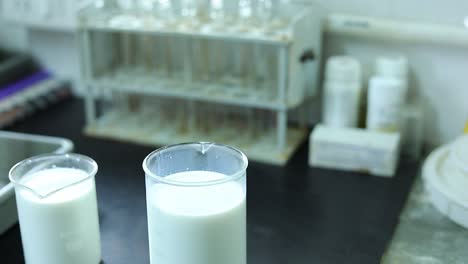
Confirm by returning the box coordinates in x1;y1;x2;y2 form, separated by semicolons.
178;100;189;134
153;97;164;131
120;33;133;70
169;36;186;80
222;42;240;88
221;0;237;26
114;91;130;113
255;0;273;31
191;102;200;135
260;109;274;146
274;0;292;30
187;100;196;136
236;0;254;94
237;0;253;30
117;0;136;11
252;109;263;140
209;0;224;26
204;104;214;135
192;106;203;141
93;0;117;23
119;0;141;25
208;39;223;84
137;0;161;26
138;0;155;13
205;105;216;140
94;0;106;9
93;0;117;15
172;99;183;134
223;107;235;139
211;105;224;142
253;44;267;98
190;40;199;83
180;0;198;26
163;36;173;79
156;0;175;26
267;47;278;99
182;37;193;85
246;108;255;144
143;35;155;73
238;108;250;145
197;39;211;83
152;36;166;78
242;43;255;95
132;34;144;74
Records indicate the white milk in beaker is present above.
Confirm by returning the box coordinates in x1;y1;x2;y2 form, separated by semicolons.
147;171;246;264
15;168;101;264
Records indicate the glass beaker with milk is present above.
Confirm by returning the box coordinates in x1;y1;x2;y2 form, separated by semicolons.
9;154;101;264
143;142;248;264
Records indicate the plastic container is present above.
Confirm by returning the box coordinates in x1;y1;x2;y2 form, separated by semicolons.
143;142;248;264
323;81;362;128
322;56;362;128
375;55;409;102
325;56;361;83
9;153;101;264
375;55;408;79
366;76;407;132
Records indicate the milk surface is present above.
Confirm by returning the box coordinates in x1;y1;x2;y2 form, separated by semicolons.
147;171;246;264
15;168;101;264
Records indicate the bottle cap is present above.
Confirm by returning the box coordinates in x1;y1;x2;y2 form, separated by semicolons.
368;76;407;104
325;56;361;83
375;55;408;79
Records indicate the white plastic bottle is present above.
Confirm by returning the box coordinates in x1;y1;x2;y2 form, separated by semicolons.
375;55;409;93
375;55;408;79
322;56;362;128
366;76;407;132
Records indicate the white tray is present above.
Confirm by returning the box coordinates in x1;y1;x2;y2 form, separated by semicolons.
423;144;468;229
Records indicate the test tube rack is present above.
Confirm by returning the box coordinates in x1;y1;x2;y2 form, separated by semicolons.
77;4;322;165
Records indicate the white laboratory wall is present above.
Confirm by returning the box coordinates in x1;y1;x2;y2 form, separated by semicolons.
0;0;86;91
0;0;26;50
0;0;467;146
0;24;28;52
0;22;82;92
307;0;468;25
28;30;81;86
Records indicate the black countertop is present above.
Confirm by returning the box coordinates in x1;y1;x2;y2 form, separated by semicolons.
1;98;419;264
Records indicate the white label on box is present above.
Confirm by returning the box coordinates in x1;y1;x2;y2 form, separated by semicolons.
313;141;388;171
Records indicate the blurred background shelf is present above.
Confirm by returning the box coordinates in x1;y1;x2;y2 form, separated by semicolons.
78;2;322;165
